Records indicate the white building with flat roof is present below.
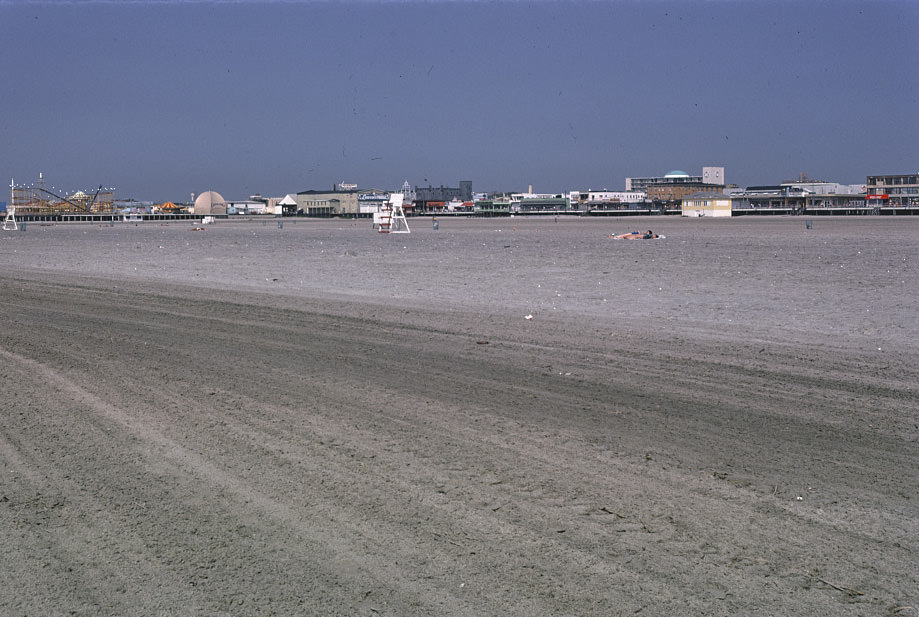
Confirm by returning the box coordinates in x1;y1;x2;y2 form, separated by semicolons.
568;190;645;208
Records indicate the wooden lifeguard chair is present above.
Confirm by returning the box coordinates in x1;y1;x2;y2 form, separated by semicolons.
376;193;410;234
2;207;18;231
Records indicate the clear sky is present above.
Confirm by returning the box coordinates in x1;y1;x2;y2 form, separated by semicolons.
2;0;917;202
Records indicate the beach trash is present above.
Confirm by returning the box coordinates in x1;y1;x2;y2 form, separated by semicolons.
278;220;283;229
433;218;439;230
805;220;813;230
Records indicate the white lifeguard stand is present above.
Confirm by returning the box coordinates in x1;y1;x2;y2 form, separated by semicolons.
375;193;410;234
2;207;18;231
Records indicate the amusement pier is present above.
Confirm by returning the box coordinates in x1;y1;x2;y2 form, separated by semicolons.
5;169;919;226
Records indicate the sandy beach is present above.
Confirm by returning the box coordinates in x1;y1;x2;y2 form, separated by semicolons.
1;216;917;616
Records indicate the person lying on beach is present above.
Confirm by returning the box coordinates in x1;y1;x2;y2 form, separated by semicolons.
608;230;659;240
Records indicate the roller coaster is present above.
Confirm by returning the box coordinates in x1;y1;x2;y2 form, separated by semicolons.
10;175;115;215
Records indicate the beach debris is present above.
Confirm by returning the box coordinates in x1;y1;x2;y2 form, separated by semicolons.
809;573;865;597
524;314;533;320
475;340;489;345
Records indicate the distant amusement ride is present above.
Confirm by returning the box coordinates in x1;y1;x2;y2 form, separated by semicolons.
9;174;116;216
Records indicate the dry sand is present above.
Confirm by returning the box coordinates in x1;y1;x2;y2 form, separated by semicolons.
1;216;916;616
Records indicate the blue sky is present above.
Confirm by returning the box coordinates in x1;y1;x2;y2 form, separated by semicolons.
2;0;917;202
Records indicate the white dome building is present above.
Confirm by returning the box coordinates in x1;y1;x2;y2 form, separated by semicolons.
193;191;227;215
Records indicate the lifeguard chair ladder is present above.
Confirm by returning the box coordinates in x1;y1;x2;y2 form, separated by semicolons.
2;207;18;231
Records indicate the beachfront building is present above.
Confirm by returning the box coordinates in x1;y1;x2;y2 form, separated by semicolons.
681;192;732;217
645;171;724;205
626;167;725;193
780;173;865;196
803;192;869;213
296;187;407;217
296;187;360;217
276;194;298;216
225;200;268;215
115;199;154;214
569;190;645;211
397;181;415;207
358;190;391;216
728;186;807;214
865;173;919;208
624;168;726;209
414;181;472;212
727;185;868;215
473;197;512;216
514;195;571;213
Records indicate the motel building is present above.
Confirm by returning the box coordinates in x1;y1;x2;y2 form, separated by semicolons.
681;191;733;217
865;173;919;209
